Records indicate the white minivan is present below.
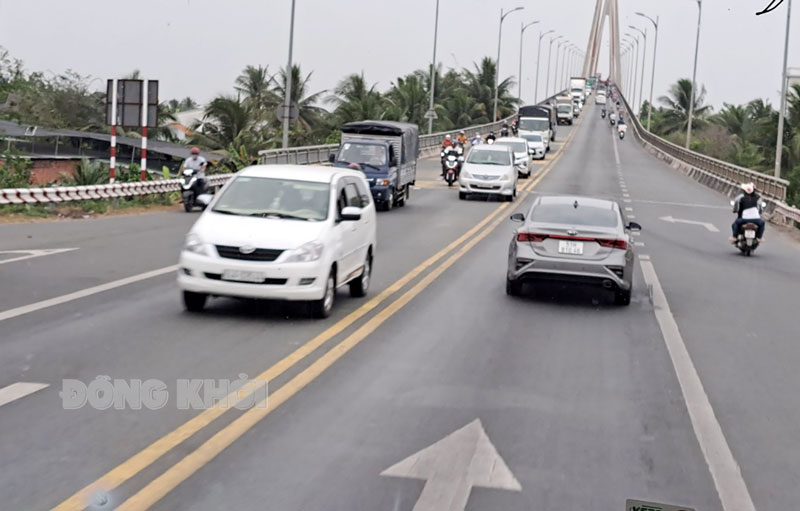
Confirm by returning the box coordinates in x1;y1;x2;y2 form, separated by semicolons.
177;165;376;318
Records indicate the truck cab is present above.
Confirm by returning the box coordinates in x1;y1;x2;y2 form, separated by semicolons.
331;121;419;211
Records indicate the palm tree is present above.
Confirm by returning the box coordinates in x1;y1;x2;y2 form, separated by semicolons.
658;79;712;135
712;103;749;140
327;73;386;124
271;64;327;135
192;95;261;150
461;58;518;123
384;73;428;126
235;65;279;118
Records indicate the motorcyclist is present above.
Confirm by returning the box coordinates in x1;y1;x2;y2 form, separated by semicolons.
470;133;482;146
500;123;510;137
485;131;497;144
456;130;468;146
730;182;766;243
183;147;208;193
440;144;460;177
610;111;617;125
441;134;454;149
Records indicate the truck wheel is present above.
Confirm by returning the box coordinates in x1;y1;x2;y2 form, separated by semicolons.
397;187;407;207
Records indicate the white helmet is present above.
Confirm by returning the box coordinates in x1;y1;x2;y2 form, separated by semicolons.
445;134;451;140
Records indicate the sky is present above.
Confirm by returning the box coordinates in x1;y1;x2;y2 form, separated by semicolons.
0;0;797;113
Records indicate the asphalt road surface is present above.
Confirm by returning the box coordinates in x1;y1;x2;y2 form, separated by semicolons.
1;107;798;511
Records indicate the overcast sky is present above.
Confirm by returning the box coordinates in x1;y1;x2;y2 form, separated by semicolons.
0;0;797;113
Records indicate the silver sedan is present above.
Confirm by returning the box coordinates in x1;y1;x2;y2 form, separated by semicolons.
505;195;641;305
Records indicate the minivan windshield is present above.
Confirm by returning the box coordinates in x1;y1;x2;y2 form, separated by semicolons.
557;105;572;113
212;176;330;221
466;149;511;166
522;134;543;143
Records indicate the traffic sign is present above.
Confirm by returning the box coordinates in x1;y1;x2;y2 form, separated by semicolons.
276;104;299;121
424;109;438;120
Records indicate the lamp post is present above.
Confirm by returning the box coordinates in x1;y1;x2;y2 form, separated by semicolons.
629;25;647;117
534;29;555;103
624;32;640;109
518;21;540;104
774;0;793;178
494;6;524;121
636;12;660;131
281;0;296;149
686;0;703;149
545;35;563;98
426;0;441;135
554;39;566;95
622;38;635;99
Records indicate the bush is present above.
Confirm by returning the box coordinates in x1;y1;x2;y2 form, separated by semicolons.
0;147;32;187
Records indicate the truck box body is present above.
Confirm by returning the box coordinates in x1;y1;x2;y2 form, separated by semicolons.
570;77;587;101
335;121;419;209
517;105;556;143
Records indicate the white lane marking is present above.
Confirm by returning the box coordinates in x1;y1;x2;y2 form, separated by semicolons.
624;199;633;203
381;419;521;511
623;193;631;198
0;248;79;265
638;254;651;261
0;382;49;408
660;216;720;233
632;231;641;236
612;129;621;165
634;241;645;247
625;207;634;212
640;260;756;511
633;199;728;209
0;265;178;322
628;215;636;219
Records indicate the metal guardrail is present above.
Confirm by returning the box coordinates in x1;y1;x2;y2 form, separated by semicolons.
1;93;566;206
618;93;800;227
619;94;789;201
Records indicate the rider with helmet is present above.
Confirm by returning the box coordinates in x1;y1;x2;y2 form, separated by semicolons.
183;147;208;193
730;182;766;243
456;130;468;146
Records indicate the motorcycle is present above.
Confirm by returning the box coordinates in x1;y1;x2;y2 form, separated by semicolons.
609;113;617;126
181;168;206;212
601;108;606;119
442;150;460;186
730;200;766;256
618;123;627;140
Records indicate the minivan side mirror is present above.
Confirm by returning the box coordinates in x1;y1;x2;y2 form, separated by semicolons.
627;222;642;231
510;213;525;222
339;206;362;222
389;156;398;167
328;153;336;164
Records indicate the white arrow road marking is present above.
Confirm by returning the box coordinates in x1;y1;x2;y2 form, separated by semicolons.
640;260;755;511
0;248;79;265
659;216;720;232
0;382;49;408
381;419;521;511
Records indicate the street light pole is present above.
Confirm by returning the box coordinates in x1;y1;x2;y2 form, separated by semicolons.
494;6;524;122
534;30;555;103
281;0;297;149
518;21;540;105
774;0;793;178
554;40;565;95
686;0;703;149
427;0;440;135
637;12;659;131
545;35;563;99
625;33;640;110
629;25;647;117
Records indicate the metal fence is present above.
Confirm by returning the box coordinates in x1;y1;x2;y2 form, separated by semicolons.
1;92;566;206
619;93;800;227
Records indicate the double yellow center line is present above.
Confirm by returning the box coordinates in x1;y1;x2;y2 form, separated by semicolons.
53;121;581;511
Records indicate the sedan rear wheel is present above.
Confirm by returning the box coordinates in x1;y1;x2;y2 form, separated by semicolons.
614;287;632;306
506;279;522;296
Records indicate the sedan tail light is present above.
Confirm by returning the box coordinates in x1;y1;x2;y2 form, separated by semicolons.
596;239;628;250
517;233;548;242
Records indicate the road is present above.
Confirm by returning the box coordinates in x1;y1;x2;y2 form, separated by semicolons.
1;108;799;511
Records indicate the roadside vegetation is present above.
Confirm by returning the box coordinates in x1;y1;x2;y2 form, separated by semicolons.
640;78;800;206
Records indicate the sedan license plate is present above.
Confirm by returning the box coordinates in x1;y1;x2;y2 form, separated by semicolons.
558;240;584;255
222;270;265;283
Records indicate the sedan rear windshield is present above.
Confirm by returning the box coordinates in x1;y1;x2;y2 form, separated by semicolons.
532;203;619;227
466;150;511;166
212;176;330;221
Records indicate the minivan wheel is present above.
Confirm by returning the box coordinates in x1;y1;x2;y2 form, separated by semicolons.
349;253;371;297
311;270;336;318
183;291;207;312
506;278;522;296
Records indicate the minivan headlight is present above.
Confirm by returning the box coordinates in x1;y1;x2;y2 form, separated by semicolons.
183;232;210;256
284;240;324;263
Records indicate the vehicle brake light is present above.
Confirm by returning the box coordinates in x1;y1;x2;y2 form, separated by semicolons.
517;233;548;242
596;239;628;250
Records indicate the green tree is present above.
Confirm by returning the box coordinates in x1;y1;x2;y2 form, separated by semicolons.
327;73;386;124
657;78;712;135
271;64;327;139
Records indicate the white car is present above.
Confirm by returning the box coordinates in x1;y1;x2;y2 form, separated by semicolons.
596;92;607;105
520;133;546;160
494;137;533;178
458;145;518;201
177;165;377;318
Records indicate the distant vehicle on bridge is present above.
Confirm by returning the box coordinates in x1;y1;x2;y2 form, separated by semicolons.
556;96;574;125
570;77;587;103
330;121;419;212
517;104;556;147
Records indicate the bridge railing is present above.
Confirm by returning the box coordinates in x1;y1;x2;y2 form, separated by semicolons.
618;93;800;227
0;93;565;206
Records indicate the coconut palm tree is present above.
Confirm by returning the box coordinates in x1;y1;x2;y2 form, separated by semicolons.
271;64;327;135
327;73;386;124
384;73;428;126
460;58;518;123
192;95;262;150
235;65;279;119
658;78;712;135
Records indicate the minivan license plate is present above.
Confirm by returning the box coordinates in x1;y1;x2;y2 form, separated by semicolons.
558;240;584;255
222;270;265;283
